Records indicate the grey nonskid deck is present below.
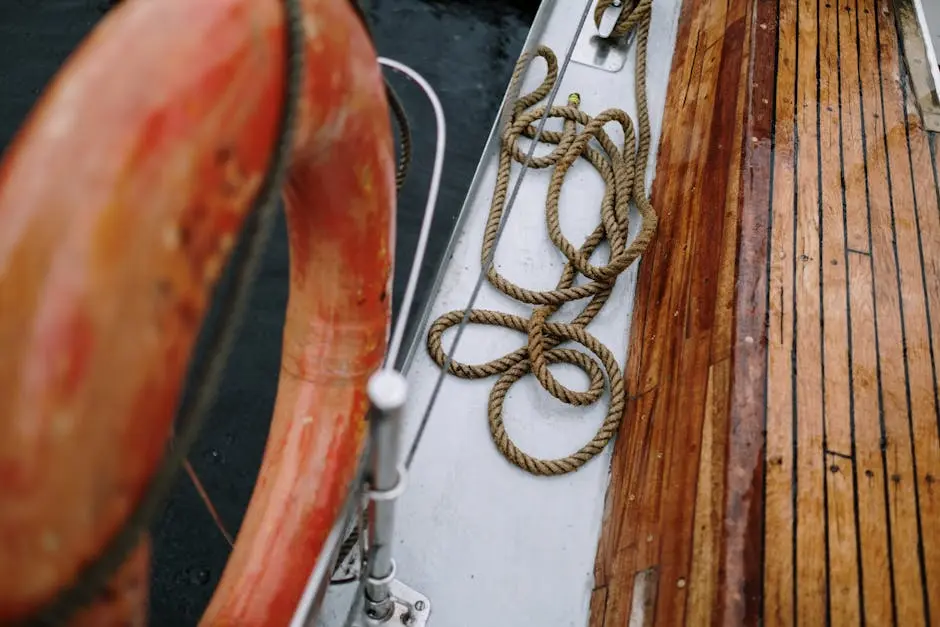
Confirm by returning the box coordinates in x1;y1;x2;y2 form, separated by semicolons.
317;0;681;624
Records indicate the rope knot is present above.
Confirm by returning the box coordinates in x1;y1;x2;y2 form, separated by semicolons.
594;0;653;41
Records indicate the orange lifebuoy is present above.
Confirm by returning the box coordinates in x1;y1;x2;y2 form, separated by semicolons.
0;0;395;624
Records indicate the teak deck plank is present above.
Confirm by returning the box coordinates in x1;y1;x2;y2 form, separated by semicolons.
590;0;940;624
819;0;862;622
838;0;895;623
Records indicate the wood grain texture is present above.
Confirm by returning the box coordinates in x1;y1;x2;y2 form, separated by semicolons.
591;0;754;623
590;0;940;624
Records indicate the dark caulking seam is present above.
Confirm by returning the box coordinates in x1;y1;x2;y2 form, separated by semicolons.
791;0;801;621
874;1;930;621
854;0;899;620
835;3;866;596
815;0;834;623
888;3;934;622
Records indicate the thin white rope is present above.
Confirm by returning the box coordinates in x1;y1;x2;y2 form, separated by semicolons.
379;57;447;369
289;58;444;627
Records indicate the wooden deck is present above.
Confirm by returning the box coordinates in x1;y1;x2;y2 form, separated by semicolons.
590;0;940;624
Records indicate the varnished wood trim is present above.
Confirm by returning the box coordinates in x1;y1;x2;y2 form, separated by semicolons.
591;0;940;624
590;0;754;623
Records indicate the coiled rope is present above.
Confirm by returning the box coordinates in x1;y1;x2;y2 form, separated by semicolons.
597;0;654;39
426;0;656;476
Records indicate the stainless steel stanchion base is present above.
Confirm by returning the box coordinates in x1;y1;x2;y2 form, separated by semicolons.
358;580;430;627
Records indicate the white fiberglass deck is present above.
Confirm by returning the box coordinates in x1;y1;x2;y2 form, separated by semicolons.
922;0;940;57
319;1;681;624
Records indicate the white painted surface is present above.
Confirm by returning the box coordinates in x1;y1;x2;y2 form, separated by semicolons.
915;0;940;97
318;0;681;624
921;0;940;56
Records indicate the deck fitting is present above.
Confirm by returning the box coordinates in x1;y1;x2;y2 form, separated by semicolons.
357;581;430;627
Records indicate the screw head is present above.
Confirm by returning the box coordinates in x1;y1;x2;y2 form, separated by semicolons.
414;600;426;611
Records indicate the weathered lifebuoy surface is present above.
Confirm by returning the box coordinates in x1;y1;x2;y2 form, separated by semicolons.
0;0;395;624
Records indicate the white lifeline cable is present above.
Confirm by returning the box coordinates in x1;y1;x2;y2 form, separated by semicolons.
289;57;445;627
378;57;447;369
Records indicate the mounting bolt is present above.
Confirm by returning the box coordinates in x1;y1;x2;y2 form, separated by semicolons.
414;601;426;612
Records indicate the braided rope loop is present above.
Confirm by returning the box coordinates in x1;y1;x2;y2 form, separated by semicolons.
427;15;657;476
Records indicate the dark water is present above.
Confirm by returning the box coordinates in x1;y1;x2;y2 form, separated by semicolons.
0;1;537;624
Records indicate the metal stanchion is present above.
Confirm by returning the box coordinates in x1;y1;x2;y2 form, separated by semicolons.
362;369;407;621
291;53;444;627
335;368;429;627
